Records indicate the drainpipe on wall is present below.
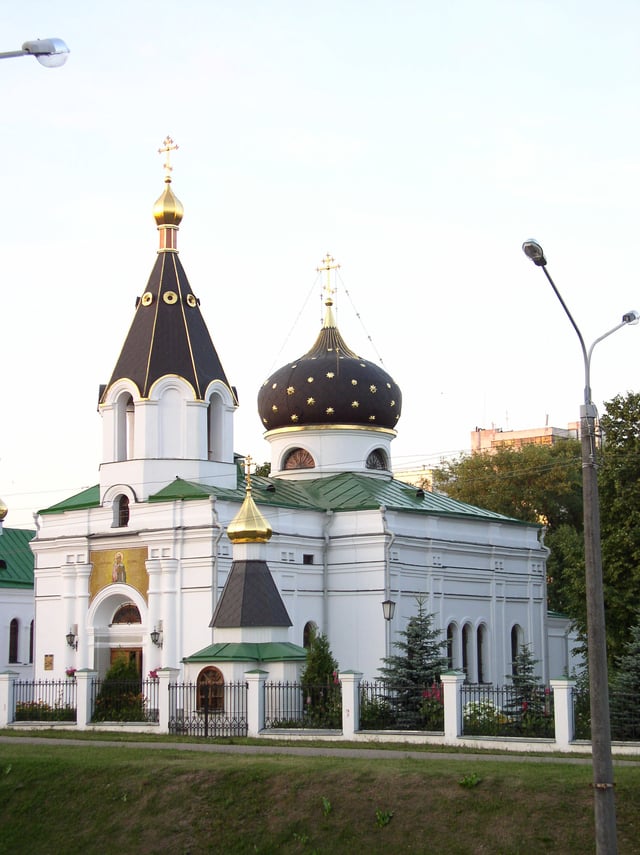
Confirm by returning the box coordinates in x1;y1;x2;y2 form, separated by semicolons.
322;510;333;634
380;505;395;659
209;495;223;640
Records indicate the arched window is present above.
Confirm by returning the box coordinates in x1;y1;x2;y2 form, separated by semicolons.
284;448;315;470
511;625;523;674
118;495;130;527
303;621;318;649
477;624;489;684
29;620;34;663
446;623;457;669
208;392;224;461
9;618;19;663
197;666;224;712
115;393;135;461
462;622;473;682
366;449;388;470
112;603;141;624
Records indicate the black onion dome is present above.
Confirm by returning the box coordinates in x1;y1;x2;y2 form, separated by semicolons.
257;308;402;432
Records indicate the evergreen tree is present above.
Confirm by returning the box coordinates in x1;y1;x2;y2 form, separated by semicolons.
300;628;341;727
504;644;552;735
379;600;447;689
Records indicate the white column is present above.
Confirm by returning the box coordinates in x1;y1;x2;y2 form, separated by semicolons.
441;671;465;741
75;565;92;670
245;670;268;737
551;677;576;750
339;670;362;737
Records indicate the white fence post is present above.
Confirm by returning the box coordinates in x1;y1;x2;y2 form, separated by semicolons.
245;670;268;737
75;669;98;730
550;677;576;750
0;671;18;727
441;671;466;741
339;670;362;737
158;667;180;734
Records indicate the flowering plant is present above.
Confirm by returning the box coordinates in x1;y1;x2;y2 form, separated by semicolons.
148;669;159;680
65;667;77;678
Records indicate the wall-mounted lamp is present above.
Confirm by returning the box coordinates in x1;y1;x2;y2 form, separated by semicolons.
150;624;163;648
66;626;78;650
382;599;396;621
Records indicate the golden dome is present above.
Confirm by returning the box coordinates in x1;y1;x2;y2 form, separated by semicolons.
227;487;272;543
0;497;7;521
153;180;184;227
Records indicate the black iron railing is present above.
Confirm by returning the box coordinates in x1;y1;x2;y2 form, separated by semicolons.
462;684;554;737
91;678;159;723
359;681;444;731
264;681;342;729
13;679;77;722
168;682;247;736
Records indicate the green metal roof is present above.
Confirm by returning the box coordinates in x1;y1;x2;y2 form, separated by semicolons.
184;641;307;663
151;471;524;524
0;528;35;589
39;485;100;515
39;470;526;526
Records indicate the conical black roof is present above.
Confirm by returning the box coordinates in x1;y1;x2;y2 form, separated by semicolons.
210;560;292;628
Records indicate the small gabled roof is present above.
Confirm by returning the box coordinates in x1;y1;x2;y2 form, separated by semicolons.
38;485;100;515
0;528;35;589
184;641;306;663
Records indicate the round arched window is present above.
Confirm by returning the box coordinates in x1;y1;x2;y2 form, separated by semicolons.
366;449;388;470
197;666;224;711
112;603;141;624
284;448;315;470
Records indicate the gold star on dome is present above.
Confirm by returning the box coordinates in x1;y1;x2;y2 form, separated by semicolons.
351;401;359;408
390;400;395;407
326;372;335;379
370;385;377;393
307;397;315;405
272;405;278;412
272;383;277;389
326;407;334;415
307;377;314;383
369;415;376;421
351;379;358;385
291;414;299;422
386;383;391;389
287;386;295;395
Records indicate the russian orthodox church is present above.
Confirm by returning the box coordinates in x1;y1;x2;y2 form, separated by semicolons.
29;141;576;686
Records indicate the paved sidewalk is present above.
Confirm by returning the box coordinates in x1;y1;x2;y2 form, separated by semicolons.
2;734;639;766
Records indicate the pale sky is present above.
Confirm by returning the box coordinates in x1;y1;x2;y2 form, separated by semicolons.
1;1;639;528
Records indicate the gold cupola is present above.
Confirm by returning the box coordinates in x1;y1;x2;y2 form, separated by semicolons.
0;497;7;522
227;463;272;544
153;136;184;251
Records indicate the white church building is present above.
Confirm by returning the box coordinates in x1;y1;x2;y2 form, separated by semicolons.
29;146;576;686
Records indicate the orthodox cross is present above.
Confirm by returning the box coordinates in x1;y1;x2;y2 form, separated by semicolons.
244;454;253;490
158;136;179;181
317;253;340;305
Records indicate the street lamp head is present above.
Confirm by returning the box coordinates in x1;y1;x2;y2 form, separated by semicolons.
622;310;640;326
21;38;69;67
522;240;547;267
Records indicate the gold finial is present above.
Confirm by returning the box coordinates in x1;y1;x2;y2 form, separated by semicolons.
244;455;253;490
158;135;179;183
227;456;272;544
316;253;340;307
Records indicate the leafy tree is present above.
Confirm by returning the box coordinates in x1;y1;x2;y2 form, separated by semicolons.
379;599;447;689
598;393;640;663
92;654;146;722
254;461;271;476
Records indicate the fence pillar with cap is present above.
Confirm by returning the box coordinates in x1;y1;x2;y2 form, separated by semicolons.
550;677;576;750
75;669;98;729
158;667;180;733
0;671;18;727
441;671;466;740
245;670;268;736
339;670;362;737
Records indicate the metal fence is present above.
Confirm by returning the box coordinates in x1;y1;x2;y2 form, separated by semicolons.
264;681;342;729
168;681;248;737
573;686;640;741
13;679;77;722
91;678;159;723
359;681;444;731
461;684;554;737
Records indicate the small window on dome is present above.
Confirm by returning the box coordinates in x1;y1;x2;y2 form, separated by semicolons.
366;449;388;470
283;448;315;470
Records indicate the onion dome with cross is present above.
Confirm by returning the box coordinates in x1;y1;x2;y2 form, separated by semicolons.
257;255;402;478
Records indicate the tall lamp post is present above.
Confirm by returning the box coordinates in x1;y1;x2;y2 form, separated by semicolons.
522;239;638;855
0;38;69;67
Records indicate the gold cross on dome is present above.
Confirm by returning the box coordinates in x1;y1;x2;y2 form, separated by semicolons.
244;454;253;489
158;136;179;180
316;253;340;305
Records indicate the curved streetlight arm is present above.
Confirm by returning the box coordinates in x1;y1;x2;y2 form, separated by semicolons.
0;38;69;67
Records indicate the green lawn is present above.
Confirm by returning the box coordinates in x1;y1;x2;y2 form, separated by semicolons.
0;738;639;854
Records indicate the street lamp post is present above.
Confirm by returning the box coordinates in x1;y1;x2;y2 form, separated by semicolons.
0;38;69;67
522;239;639;855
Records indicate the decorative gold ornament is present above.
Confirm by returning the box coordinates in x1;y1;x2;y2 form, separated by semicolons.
351;401;359;408
141;292;153;306
291;414;299;422
370;385;377;393
307;377;314;383
272;405;278;412
369;415;376;421
351;379;358;385
326;372;335;379
326;407;334;415
163;291;178;304
287;386;295;395
307;397;315;405
186;294;197;307
272;382;278;389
